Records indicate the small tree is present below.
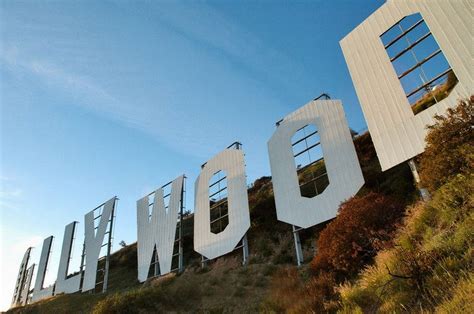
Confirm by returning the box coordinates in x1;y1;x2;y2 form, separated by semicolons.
119;240;127;248
419;96;474;191
311;192;405;281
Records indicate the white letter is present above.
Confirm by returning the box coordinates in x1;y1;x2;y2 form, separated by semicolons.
11;247;32;307
31;236;54;302
268;99;364;228
19;264;35;306
55;221;81;294
82;197;116;292
194;149;250;260
137;175;184;282
340;0;471;170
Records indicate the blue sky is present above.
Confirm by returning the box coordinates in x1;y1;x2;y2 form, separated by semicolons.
0;0;384;310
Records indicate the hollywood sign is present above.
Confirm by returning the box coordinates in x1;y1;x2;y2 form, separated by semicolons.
11;0;471;308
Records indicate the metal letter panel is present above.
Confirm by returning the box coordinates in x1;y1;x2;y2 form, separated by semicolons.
340;0;473;171
19;264;35;306
55;221;81;294
31;236;54;302
136;175;184;282
268;100;364;228
82;198;115;292
11;247;31;307
194;149;251;260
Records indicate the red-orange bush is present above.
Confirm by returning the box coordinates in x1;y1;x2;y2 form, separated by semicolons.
265;193;405;312
311;192;405;280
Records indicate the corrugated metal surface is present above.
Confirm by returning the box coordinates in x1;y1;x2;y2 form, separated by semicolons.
82;198;115;292
194;149;250;260
136;175;184;282
340;0;473;171
268;100;364;228
11;247;31;307
31;236;54;302
55;222;81;294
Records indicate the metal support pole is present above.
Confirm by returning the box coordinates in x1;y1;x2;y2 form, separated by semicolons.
102;197;116;293
178;241;183;273
242;234;249;265
154;250;160;277
22;264;35;306
79;242;86;290
292;225;304;266
178;177;185;273
408;159;430;201
201;255;207;268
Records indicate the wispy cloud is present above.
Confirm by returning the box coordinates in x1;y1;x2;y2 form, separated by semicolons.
1;2;294;161
1;48;222;158
123;1;306;91
0;188;22;199
0;176;22;211
9;235;43;255
2;45;128;121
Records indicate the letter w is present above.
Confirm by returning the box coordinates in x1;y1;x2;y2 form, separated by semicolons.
137;175;184;283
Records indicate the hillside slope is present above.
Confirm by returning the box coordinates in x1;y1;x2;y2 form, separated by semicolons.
7;130;416;313
338;98;474;313
339;174;473;312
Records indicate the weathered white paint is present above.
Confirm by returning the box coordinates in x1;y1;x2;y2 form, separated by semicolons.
82;198;116;292
31;236;54;302
11;247;32;307
268;99;364;228
55;221;81;294
137;175;184;282
194;149;250;260
340;0;473;171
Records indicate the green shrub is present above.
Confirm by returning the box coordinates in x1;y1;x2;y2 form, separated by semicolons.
338;99;474;313
338;174;473;313
93;275;200;313
419;96;474;191
435;273;474;313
